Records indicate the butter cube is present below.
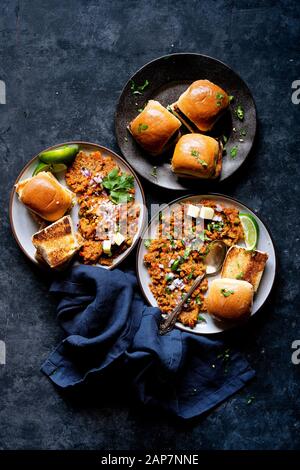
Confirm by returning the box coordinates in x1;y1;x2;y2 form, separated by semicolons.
102;240;112;254
187;204;200;218
200;206;214;220
114;232;125;246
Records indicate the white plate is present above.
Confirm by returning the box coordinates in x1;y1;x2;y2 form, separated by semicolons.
137;194;276;334
10;141;146;269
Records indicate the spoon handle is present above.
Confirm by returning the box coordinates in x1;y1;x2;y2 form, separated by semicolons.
159;273;206;335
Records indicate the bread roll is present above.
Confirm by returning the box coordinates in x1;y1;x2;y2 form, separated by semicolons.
172;80;229;132
206;278;253;321
15;172;74;222
128;100;181;155
171;134;222;179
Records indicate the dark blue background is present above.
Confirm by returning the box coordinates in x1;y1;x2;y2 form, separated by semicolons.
0;0;299;450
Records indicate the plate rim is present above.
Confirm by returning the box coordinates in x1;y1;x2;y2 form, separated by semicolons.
136;192;277;334
115;52;258;190
9;140;147;270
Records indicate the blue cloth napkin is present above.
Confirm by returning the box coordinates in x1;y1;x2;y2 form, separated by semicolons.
41;265;255;419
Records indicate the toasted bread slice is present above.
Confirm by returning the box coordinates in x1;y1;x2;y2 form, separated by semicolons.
221;245;268;292
32;215;82;268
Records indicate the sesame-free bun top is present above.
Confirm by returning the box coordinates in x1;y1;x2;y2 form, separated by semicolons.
176;80;229;132
206;278;254;321
128;100;181;155
15;171;74;222
171;134;222;179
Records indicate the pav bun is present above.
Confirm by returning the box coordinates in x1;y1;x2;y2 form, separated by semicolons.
172;80;229;132
171;134;222;179
206;278;254;321
128;100;181;156
15;171;74;222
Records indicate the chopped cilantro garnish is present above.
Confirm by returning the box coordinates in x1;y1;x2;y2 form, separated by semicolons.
235;105;244;120
190;149;208;167
166;104;175;115
150;166;157;178
171;258;182;272
138;123;148;133
198;314;207;323
130;79;149;95
246;396;255;405
207;221;224;232
144;239;151;248
236;272;244;280
230;146;238;159
198;230;210;242
220;288;235;297
217;348;231;373
216;92;224;106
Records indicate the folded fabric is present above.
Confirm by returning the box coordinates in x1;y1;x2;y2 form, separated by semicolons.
41;265;255;419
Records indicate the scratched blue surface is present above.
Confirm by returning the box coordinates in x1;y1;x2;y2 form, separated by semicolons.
0;0;299;450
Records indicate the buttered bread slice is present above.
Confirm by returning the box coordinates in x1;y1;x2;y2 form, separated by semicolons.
32;215;82;268
221;245;268;292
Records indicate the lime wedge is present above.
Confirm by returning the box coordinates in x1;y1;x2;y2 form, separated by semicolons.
39;144;79;164
32;161;51;176
52;163;67;173
239;213;259;250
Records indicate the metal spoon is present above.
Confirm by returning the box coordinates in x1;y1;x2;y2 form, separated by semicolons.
159;240;227;335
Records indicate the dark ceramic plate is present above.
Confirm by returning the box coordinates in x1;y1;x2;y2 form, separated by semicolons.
115;53;257;190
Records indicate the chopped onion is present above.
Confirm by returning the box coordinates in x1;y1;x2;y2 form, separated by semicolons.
93;175;103;184
81;168;91;177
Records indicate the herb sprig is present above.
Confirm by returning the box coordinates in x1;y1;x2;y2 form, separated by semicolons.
131;79;149;95
102;168;134;204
